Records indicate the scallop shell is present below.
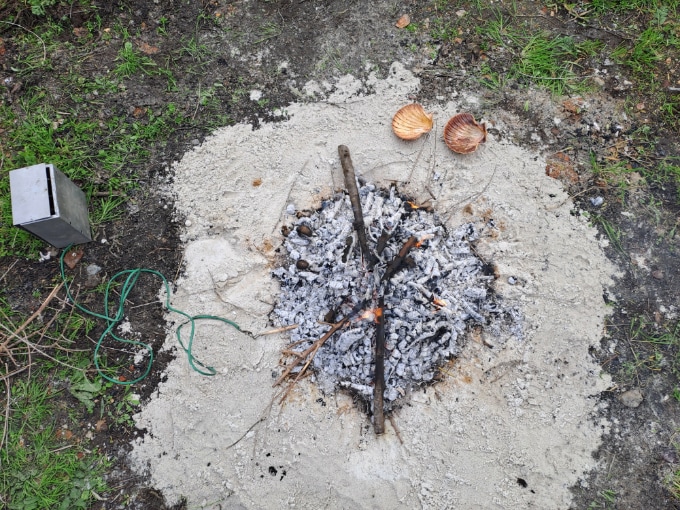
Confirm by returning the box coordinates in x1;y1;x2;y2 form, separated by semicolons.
443;113;487;154
392;104;434;140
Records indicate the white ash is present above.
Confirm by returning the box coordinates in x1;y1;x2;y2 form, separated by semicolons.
272;183;522;411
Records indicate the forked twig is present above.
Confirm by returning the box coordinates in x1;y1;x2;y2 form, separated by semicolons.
273;318;349;403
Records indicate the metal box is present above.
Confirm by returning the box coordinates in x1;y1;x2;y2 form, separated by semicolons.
10;163;92;248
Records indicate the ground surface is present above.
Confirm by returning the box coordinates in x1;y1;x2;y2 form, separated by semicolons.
1;0;679;509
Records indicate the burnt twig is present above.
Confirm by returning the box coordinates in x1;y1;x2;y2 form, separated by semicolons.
382;236;418;281
273;317;349;402
338;145;376;268
373;297;386;434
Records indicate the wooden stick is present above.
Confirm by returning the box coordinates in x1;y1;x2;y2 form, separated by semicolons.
6;282;64;341
338;145;375;268
373;297;386;434
382;236;418;281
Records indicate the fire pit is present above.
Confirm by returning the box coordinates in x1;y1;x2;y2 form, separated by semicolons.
272;146;522;432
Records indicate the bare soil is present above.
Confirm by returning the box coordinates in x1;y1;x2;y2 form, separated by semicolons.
1;0;679;508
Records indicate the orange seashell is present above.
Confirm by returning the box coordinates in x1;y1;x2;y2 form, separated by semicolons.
395;14;411;29
392;103;434;141
443;113;487;154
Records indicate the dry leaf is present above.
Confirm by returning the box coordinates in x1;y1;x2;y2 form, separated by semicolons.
132;106;147;118
95;419;108;432
137;41;159;55
252;178;263;187
73;27;88;38
395;14;410;28
562;98;583;115
64;247;84;269
56;429;73;440
545;153;579;183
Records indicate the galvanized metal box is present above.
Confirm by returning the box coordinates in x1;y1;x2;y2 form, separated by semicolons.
10;163;92;248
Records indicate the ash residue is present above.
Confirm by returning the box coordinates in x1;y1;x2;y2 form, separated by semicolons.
272;184;522;411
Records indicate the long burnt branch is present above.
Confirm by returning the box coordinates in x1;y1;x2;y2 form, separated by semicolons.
373;296;386;434
338;145;376;268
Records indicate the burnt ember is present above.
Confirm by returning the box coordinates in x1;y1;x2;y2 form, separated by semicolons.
272;182;522;414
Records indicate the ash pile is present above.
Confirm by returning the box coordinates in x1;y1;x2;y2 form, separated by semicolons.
272;179;522;416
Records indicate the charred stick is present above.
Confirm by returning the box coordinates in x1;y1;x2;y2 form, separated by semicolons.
338;145;375;268
375;229;391;256
373;297;386;435
382;236;418;281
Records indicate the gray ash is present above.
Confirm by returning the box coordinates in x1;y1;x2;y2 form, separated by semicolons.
272;183;521;412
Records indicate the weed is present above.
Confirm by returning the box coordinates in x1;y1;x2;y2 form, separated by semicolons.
479;61;505;90
430;18;458;41
114;41;158;77
673;388;680;402
255;22;282;44
24;0;57;16
587;487;618;508
157;16;169;36
405;23;418;34
589;213;625;254
101;387;140;427
181;36;209;61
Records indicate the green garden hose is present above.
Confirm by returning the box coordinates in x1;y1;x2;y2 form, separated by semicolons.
59;246;241;385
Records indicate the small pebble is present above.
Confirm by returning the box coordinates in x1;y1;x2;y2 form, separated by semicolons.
86;264;102;276
651;270;664;280
590;196;604;207
618;388;643;408
185;219;192;227
508;276;517;285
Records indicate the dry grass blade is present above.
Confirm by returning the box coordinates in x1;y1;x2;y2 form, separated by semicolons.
1;364;10;453
0;282;86;383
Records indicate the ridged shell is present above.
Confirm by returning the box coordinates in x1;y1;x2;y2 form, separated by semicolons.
443;113;487;154
392;104;434;140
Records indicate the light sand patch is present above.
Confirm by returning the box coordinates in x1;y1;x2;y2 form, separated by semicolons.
132;63;615;509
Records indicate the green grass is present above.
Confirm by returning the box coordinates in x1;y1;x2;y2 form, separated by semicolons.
587;488;618;509
0;86;187;257
512;34;594;95
0;3;224;258
619;317;680;383
591;153;680;207
0;375;109;509
588;213;625;254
